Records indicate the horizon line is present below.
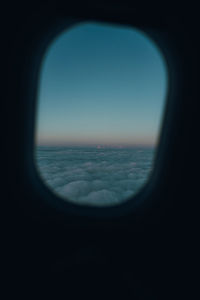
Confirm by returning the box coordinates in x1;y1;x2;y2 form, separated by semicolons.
36;143;155;148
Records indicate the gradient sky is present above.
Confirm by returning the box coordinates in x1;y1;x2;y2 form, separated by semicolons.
35;22;168;147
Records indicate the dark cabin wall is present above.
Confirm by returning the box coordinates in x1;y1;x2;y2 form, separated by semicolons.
2;1;199;299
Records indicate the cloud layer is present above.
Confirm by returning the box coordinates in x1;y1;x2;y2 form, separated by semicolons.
36;147;154;206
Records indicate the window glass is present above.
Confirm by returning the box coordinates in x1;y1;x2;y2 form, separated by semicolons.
35;22;167;206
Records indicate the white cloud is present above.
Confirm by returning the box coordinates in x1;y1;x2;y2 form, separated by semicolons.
36;147;154;206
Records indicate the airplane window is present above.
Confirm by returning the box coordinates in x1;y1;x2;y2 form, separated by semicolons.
34;22;168;206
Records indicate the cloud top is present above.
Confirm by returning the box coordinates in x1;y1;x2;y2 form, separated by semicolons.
36;146;154;206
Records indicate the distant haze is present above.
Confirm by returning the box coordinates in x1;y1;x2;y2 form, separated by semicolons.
35;22;167;147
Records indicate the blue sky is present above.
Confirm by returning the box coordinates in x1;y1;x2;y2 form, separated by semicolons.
35;22;168;147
